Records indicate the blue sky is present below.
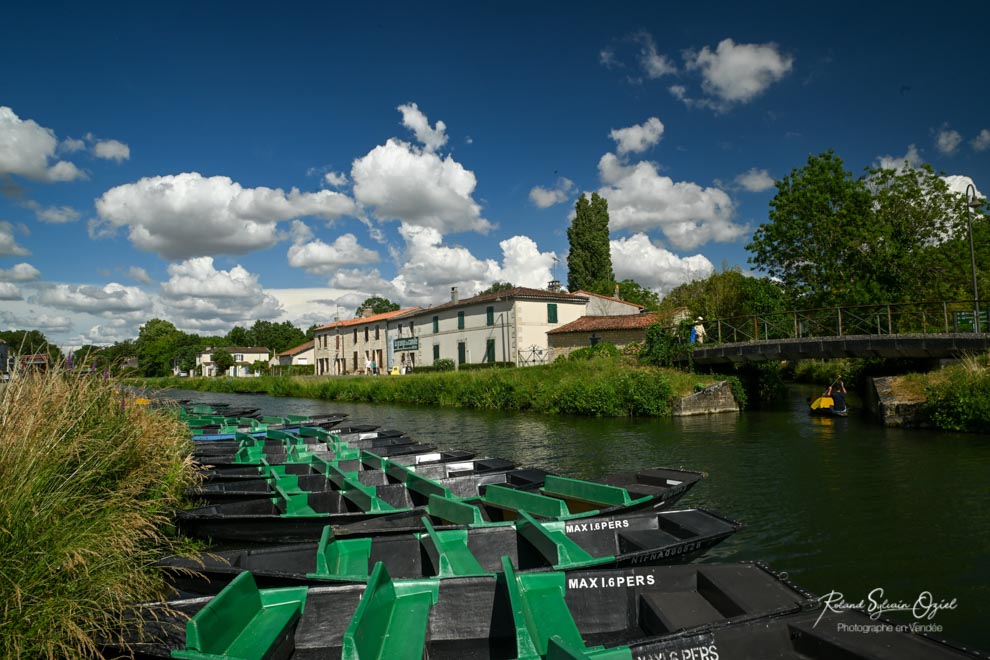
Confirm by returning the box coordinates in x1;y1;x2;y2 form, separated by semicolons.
1;1;988;348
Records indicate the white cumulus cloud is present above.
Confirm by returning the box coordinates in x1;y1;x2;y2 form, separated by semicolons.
0;282;22;300
0;262;41;281
160;257;284;328
636;33;677;78
30;282;152;315
875;144;923;172
351;138;491;234
126;266;153;284
611;233;715;296
398;102;448;153
287;233;380;275
735;168;775;192
610;117;664;155
596;153;746;250
529;177;575;208
0;222;30;256
685;38;793;106
0;106;85;182
92;138;130;162
936;127;962;155
323;171;348;187
94;172;357;259
972;129;990;152
26;201;80;223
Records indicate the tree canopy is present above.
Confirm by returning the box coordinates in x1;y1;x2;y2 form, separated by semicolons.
616;279;660;311
567;193;615;295
478;281;515;295
212;349;234;376
660;267;791;321
358;296;401;315
747;150;989;307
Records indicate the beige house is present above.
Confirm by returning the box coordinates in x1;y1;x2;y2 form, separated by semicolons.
196;346;270;377
571;290;644;316
406;284;588;368
313;308;420;375
270;340;315;372
547;308;691;358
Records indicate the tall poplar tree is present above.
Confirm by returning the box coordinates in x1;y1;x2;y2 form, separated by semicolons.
567;192;615;294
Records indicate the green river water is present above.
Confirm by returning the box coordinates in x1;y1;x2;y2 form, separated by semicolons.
168;385;990;652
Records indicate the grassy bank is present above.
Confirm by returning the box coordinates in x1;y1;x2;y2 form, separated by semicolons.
0;368;200;658
137;356;743;417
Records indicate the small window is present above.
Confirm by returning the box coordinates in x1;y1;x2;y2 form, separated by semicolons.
457;311;465;329
353;329;358;343
409;321;414;334
375;325;380;340
432;316;439;333
365;327;369;342
433;344;440;360
547;303;558;324
486;306;494;326
486;338;495;362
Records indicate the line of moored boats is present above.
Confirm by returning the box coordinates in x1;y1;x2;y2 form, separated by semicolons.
104;401;983;659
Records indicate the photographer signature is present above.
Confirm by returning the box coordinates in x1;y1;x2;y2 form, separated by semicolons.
815;588;957;627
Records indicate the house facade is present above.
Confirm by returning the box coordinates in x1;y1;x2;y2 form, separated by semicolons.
571;290;644;316
313;308;419;375
270;340;315;371
405;285;588;369
196;346;270;377
546;308;691;358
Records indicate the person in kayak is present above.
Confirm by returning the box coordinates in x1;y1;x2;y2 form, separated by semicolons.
825;380;847;413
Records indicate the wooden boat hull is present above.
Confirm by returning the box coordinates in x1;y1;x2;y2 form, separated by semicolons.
160;508;742;594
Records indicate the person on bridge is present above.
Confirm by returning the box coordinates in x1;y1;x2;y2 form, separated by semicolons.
825;380;847;413
693;317;707;344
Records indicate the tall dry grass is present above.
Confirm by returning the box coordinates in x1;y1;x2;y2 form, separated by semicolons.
0;367;199;658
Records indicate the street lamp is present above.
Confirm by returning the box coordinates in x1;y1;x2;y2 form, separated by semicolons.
965;183;982;333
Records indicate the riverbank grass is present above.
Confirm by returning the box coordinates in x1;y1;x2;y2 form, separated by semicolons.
0;368;199;658
137;356;731;417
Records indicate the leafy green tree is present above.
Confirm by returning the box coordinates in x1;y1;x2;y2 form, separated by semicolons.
616;279;660;311
212;349;234;376
747;151;874;306
567;192;615;294
0;330;63;362
478;281;515;295
99;340;136;374
358;296;400;315
250;320;305;354
225;326;251;346
135;319;181;377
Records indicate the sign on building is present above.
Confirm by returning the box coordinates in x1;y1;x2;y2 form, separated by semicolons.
393;337;420;351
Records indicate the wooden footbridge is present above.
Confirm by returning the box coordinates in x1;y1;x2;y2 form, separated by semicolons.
679;300;990;366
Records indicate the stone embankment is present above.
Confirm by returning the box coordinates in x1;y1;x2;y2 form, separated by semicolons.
672;381;740;416
869;376;931;428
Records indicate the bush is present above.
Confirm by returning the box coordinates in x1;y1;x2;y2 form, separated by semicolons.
434;358;456;372
922;362;990;432
640;323;691;368
568;342;621;361
458;361;515;371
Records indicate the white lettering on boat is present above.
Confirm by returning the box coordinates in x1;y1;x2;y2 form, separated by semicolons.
637;644;719;660
629;540;703;563
565;519;630;533
566;573;656;589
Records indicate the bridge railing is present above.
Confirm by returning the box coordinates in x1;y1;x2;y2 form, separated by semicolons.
713;300;986;344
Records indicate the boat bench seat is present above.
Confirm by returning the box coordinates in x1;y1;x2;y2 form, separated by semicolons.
638;591;724;635
500;557;586;657
340;479;398;513
426;493;487;525
276;489;319;517
540;475;641;509
343;563;438;658
516;511;602;569
420;518;487;577
617;529;681;553
173;571;307;660
482;484;571;519
310;526;372;579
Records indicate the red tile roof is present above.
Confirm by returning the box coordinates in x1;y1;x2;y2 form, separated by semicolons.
316;307;420;331
421;287;587;314
547;312;664;334
277;340;314;357
571;290;644;309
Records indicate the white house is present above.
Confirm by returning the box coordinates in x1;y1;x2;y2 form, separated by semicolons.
270;340;315;372
405;284;588;368
313;307;420;375
196;346;270;377
571;289;644;316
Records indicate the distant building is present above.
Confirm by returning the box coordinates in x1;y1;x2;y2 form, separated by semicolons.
196;346;270;377
313;308;420;375
270;340;315;371
570;289;644;316
405;285;588;368
547;308;691;358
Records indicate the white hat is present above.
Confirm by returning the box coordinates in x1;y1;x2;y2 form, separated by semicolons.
696;316;704;321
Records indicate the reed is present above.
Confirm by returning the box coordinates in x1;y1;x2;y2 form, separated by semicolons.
0;366;199;658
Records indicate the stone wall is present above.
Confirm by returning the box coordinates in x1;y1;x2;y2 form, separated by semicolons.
672;380;740;416
870;376;932;428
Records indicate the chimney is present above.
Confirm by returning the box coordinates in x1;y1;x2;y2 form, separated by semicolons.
614;283;621;300
361;306;373;318
547;280;561;293
451;287;459;304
